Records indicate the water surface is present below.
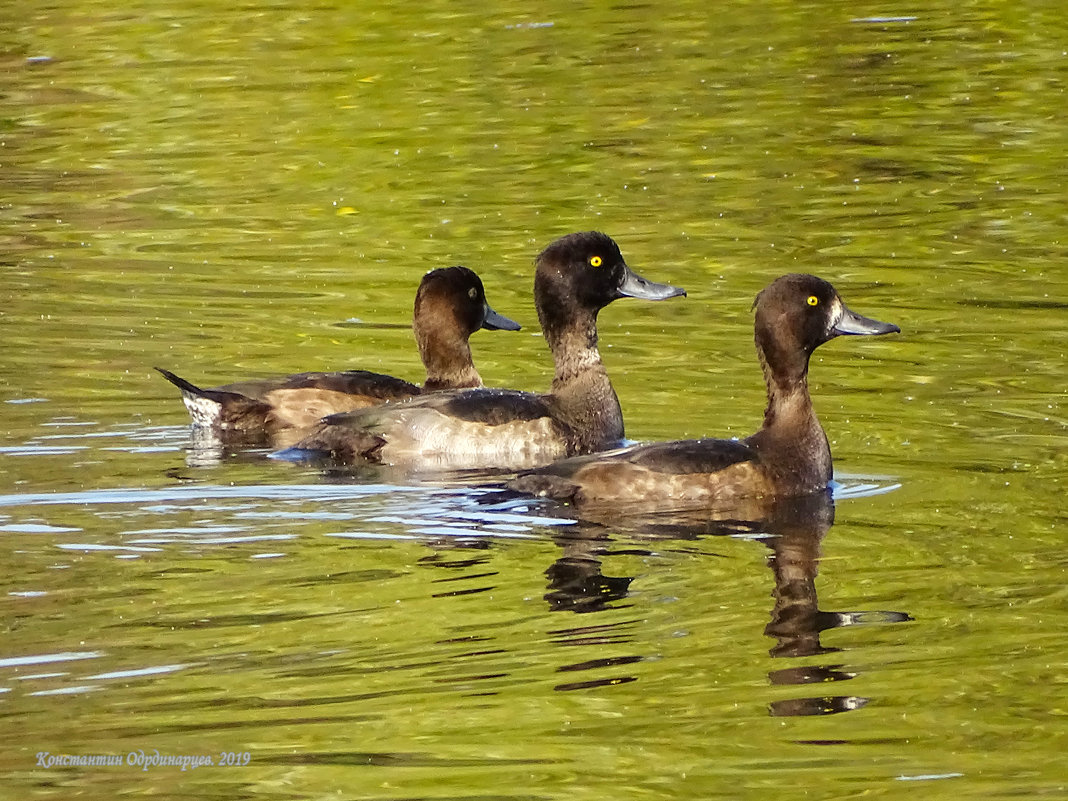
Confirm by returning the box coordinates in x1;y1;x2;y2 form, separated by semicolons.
1;2;1064;799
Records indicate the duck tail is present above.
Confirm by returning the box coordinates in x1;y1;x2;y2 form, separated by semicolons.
156;367;276;434
155;367;207;397
156;366;229;428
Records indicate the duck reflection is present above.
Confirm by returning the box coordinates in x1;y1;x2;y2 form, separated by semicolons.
544;527;635;613
538;490;911;715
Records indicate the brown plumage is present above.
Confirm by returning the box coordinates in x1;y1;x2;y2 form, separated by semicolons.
158;265;518;443
509;274;900;512
276;232;686;470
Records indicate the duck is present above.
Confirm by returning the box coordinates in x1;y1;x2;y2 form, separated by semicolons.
274;231;686;470
157;265;519;443
508;273;899;511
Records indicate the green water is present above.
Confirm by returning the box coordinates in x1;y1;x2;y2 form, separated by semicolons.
1;2;1064;799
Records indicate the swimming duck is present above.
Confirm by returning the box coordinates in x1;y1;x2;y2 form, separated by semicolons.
275;231;686;470
509;273;899;510
157;265;519;442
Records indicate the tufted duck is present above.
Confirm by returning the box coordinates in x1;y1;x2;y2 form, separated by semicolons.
157;265;519;443
509;273;899;510
275;231;686;470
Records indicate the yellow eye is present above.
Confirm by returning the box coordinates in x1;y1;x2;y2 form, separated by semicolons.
468;287;478;299
807;295;819;306
589;255;603;267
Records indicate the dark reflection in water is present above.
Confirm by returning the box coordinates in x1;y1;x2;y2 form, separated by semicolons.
419;548;499;600
544;528;636;614
532;491;912;714
763;493;843;658
548;618;643;692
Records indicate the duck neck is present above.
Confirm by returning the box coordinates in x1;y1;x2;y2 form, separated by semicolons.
761;356;815;432
749;339;831;487
544;306;602;385
417;324;481;391
540;301;624;449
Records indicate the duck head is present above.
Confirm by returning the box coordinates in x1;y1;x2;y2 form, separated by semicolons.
415;265;520;339
534;231;685;345
754;273;900;387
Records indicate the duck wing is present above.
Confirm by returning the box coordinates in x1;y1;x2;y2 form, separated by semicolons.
223;371;421;430
222;370;419;404
280;389;571;470
509;437;760;506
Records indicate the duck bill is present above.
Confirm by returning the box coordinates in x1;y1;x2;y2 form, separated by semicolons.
834;304;900;336
617;266;687;301
481;304;521;332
